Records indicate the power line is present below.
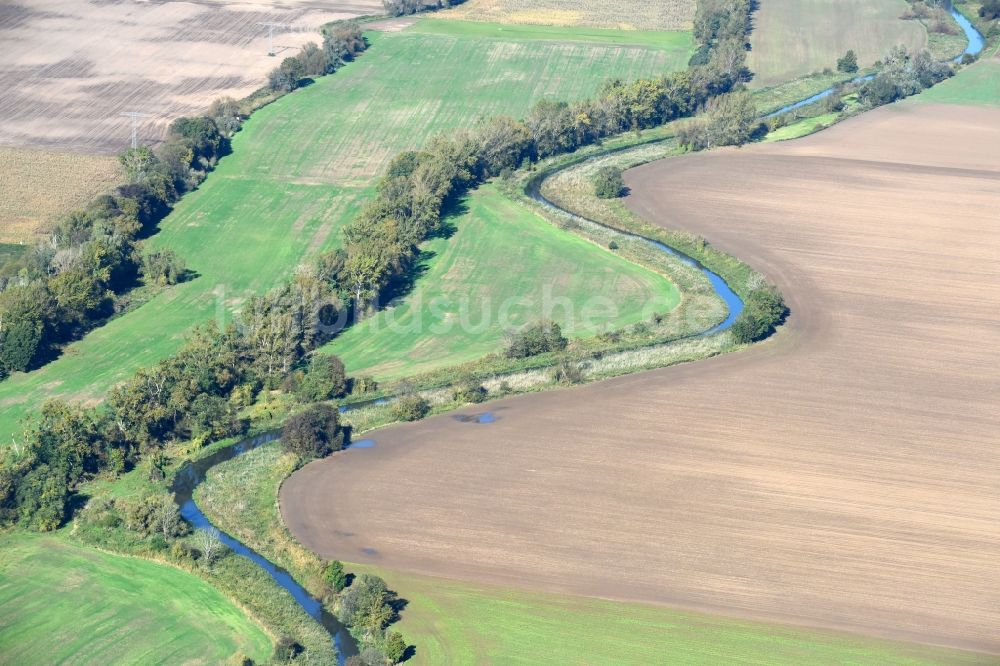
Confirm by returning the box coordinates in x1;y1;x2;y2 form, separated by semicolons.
119;111;153;149
257;22;290;57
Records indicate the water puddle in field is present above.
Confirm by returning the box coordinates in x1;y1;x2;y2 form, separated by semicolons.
171;432;359;664
452;411;498;423
350;439;377;449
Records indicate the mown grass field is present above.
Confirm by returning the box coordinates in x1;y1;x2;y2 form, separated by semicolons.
749;0;927;87
440;0;696;31
0;147;120;243
324;185;679;379
0;21;694;440
355;566;987;665
0;533;271;664
914;58;1000;105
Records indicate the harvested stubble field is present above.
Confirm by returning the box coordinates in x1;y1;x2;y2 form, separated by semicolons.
441;0;695;31
0;146;119;242
282;102;1000;655
0;0;382;154
749;0;928;87
0;23;692;440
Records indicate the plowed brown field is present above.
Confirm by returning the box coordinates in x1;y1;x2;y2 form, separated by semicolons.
282;103;1000;653
0;0;380;154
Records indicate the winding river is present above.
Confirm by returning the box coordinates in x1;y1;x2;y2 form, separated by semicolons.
170;10;985;664
171;432;361;663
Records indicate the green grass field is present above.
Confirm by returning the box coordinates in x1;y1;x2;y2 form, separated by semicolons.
749;0;927;87
0;21;694;440
913;58;1000;106
0;533;271;665
323;185;678;379
356;567;990;665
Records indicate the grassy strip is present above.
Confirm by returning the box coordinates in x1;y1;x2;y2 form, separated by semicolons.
195;444;329;599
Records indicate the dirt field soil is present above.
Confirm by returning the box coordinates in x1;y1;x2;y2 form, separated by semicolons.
0;0;381;153
281;102;1000;654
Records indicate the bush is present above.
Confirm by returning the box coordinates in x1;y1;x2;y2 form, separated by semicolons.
383;631;407;664
505;321;568;359
141;249;187;285
837;49;859;73
337;574;397;634
452;376;487;404
297;354;347;402
273;636;303;662
281;404;344;459
593;166;625;199
730;286;787;344
392;394;430;422
323;560;347;593
351;375;378;395
551;358;585;384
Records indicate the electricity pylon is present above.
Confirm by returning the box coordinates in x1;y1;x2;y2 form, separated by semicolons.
257;22;289;56
120;111;153;149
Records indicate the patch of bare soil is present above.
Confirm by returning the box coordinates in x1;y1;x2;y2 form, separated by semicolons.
0;0;381;154
282;103;1000;654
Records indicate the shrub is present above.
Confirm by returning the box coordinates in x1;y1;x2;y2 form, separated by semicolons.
383;631;407;664
505;320;568;359
730;285;787;344
552;358;585;384
273;636;303;662
281;404;344;459
593;166;625;198
337;574;397;633
323;560;347;593
393;394;430;422
297;355;347;402
141;249;187;285
351;375;378;395
452;376;487;404
837;49;859;73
